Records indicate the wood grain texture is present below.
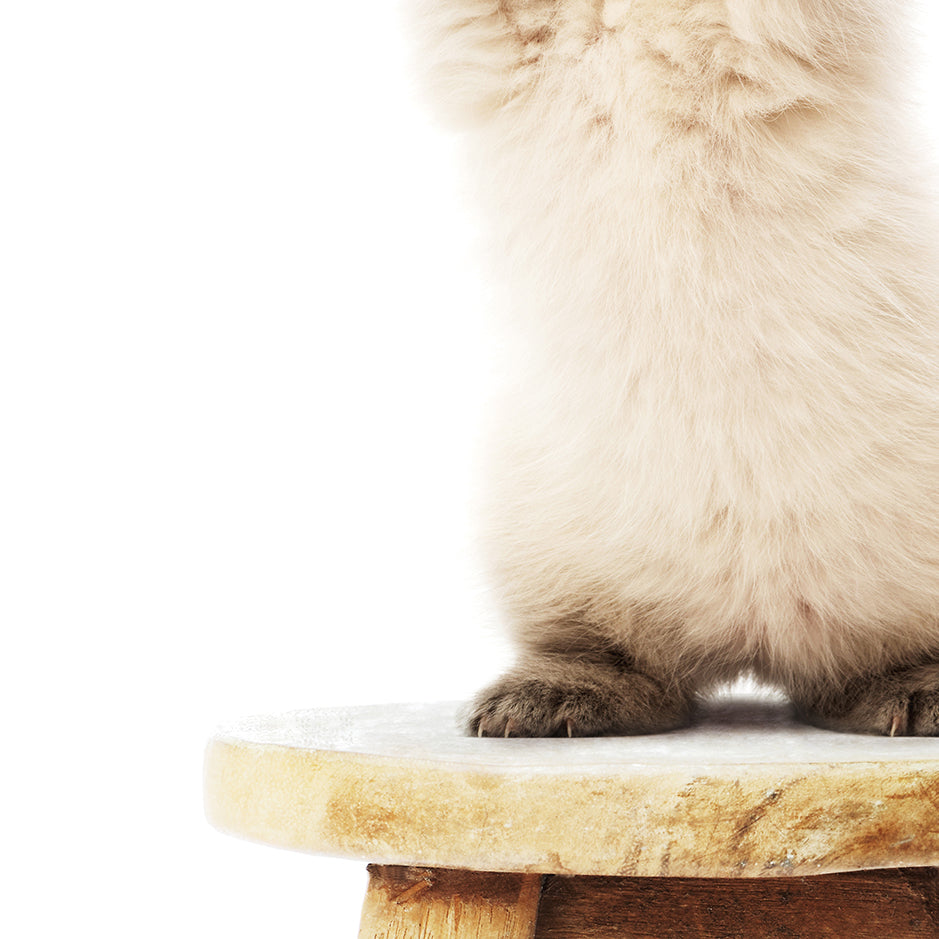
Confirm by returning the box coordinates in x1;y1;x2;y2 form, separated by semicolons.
204;699;939;877
358;865;542;939
533;867;939;938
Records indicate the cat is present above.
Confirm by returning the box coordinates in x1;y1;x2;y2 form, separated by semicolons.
409;0;939;735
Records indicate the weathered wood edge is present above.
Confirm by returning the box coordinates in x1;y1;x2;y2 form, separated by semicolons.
204;737;939;878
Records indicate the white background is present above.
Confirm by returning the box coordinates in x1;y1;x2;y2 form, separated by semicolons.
2;3;938;936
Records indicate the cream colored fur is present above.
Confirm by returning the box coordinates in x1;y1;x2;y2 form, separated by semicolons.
410;0;939;705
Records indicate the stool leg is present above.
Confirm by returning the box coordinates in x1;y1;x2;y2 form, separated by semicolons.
358;865;543;939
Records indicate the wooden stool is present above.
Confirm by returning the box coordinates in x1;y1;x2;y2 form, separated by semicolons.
204;695;939;937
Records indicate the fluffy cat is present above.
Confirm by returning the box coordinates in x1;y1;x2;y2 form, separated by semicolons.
410;0;939;735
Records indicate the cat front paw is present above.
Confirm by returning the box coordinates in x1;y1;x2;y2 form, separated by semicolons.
797;663;939;736
467;658;692;737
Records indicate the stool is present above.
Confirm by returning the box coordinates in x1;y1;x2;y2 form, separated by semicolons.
204;695;939;937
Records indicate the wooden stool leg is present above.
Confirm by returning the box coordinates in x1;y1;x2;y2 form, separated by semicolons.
358;865;543;939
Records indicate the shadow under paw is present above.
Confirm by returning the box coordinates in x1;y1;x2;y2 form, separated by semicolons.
468;661;691;737
798;663;939;736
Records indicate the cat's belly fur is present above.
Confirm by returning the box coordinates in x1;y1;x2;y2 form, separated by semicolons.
476;28;939;684
485;350;939;684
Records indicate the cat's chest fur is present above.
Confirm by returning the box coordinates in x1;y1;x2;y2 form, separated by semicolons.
465;2;939;675
413;0;939;727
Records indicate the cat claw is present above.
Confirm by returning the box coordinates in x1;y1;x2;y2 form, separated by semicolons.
474;718;519;738
889;705;908;737
478;717;576;737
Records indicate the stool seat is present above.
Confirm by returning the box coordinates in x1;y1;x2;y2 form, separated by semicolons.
204;694;939;879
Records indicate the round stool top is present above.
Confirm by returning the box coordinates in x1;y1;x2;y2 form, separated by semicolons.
204;694;939;878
